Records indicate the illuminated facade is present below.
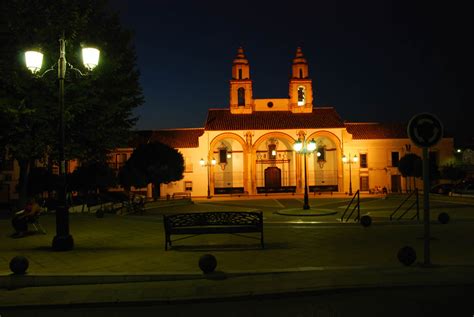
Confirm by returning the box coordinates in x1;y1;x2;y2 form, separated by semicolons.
111;47;454;198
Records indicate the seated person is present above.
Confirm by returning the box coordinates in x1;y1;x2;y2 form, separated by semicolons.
11;198;41;238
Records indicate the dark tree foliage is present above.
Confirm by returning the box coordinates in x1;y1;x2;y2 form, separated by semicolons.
69;161;117;194
26;167;60;197
119;142;184;198
441;164;466;183
398;153;422;178
398;153;422;191
0;0;143;206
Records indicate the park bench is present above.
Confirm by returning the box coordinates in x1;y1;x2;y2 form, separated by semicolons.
163;211;264;250
172;192;191;199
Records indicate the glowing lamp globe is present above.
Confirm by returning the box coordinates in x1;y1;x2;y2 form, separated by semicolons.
353;155;359;163
307;139;317;152
199;158;205;166
211;158;217;165
342;155;348;163
25;50;43;74
293;140;303;152
82;47;100;70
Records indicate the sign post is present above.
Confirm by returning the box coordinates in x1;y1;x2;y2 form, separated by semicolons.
407;113;443;266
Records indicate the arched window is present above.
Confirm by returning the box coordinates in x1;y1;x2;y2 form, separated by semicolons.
238;69;243;80
297;86;305;106
299;68;303;78
238;87;245;106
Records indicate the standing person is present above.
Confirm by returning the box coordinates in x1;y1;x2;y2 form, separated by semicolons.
11;198;41;238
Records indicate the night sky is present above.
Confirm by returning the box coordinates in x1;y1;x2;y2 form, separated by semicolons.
110;1;472;145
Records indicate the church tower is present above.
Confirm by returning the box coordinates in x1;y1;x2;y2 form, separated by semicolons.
289;47;313;113
230;46;254;114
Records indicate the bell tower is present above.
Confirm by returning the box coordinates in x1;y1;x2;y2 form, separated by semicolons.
230;46;254;114
289;47;313;113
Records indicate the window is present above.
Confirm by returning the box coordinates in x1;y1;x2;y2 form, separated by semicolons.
360;154;368;168
185;181;192;192
184;157;193;173
219;149;227;164
268;144;277;160
238;87;245;106
299;68;303;78
238;68;242;80
297;86;305;106
391;152;400;167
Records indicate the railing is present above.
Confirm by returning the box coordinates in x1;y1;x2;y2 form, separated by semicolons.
390;188;419;221
341;190;360;222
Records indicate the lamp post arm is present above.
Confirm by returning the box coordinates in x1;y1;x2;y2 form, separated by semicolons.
67;62;88;76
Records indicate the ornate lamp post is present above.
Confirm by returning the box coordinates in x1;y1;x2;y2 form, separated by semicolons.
200;157;217;199
342;153;358;196
24;33;100;251
293;137;317;210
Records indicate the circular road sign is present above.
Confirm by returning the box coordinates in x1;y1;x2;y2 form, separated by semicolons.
407;113;444;148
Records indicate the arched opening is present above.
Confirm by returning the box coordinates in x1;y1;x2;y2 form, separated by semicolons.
306;132;342;193
238;87;245;106
297;86;305;106
210;133;247;195
253;132;297;194
299;68;303;78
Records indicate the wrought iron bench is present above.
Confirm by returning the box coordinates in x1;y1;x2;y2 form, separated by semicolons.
163;211;264;250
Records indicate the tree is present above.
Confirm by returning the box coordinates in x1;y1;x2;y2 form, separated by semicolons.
26;167;60;197
119;142;185;199
441;164;466;183
69;161;117;195
398;153;422;192
0;0;143;207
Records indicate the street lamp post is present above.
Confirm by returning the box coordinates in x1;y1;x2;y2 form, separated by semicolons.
24;33;100;251
293;136;317;210
200;157;216;199
342;153;358;196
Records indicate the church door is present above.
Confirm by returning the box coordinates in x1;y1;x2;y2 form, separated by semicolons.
265;167;281;189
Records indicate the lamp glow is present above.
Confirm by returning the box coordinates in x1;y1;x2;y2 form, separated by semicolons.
342;155;348;163
25;51;43;73
227;153;232;159
211;158;217;165
293;140;303;152
307;139;317;152
200;158;205;166
353;155;359;162
317;152;321;157
82;47;100;70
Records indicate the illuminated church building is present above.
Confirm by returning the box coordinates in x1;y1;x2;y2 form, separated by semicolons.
114;47;454;198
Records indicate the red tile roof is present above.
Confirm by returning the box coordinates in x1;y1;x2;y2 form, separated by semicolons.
205;107;345;130
345;122;408;139
130;128;204;148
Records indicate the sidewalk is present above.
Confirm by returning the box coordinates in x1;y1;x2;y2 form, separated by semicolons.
1;200;473;308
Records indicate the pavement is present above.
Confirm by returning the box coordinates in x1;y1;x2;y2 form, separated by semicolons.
0;194;473;312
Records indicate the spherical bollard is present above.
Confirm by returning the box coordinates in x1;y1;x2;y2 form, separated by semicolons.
397;246;416;266
199;254;217;274
438;212;450;224
9;256;29;275
360;215;372;227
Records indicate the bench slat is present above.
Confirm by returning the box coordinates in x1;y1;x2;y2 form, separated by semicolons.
163;211;264;250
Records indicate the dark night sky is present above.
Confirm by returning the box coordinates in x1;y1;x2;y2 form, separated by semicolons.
109;0;472;145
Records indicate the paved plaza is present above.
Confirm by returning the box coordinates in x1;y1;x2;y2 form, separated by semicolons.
1;194;473;314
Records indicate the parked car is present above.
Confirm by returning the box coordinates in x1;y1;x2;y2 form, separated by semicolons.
430;183;455;195
449;179;474;197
